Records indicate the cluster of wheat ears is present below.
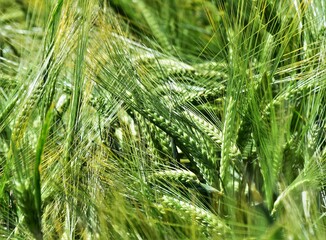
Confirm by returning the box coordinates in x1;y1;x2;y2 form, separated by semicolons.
0;0;325;239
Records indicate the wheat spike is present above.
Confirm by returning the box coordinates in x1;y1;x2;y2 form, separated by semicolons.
142;108;218;185
148;169;200;185
156;195;229;238
12;83;45;143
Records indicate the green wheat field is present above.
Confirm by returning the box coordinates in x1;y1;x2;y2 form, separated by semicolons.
0;0;325;239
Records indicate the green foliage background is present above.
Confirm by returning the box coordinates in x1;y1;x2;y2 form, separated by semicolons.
0;0;325;239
